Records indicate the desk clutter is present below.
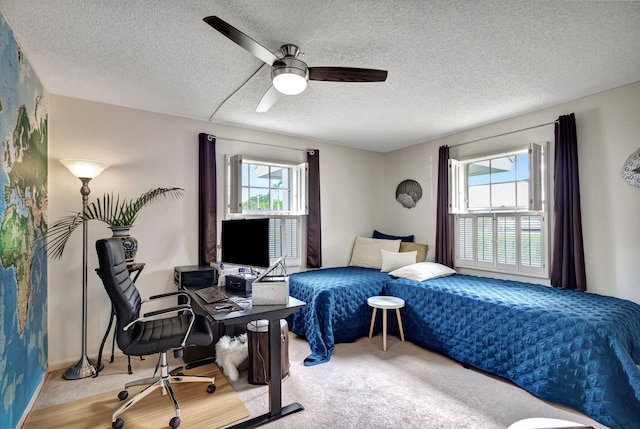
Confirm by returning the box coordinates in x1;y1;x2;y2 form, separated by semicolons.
174;260;289;306
193;287;246;313
195;287;228;304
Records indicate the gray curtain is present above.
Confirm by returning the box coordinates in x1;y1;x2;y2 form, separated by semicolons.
435;145;453;267
198;133;217;265
550;114;587;290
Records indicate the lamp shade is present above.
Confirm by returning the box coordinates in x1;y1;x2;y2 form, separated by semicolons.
60;159;108;179
272;70;308;95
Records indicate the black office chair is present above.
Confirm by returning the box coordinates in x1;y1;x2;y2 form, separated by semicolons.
95;238;216;429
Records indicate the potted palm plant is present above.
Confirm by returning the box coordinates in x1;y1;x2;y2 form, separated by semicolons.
45;187;184;263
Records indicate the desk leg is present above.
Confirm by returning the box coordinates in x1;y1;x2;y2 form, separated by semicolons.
268;318;282;414
226;318;304;429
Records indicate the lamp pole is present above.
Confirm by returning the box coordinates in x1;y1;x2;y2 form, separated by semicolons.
60;159;108;380
63;177;99;379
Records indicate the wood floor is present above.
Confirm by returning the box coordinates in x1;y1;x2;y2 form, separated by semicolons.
24;363;249;429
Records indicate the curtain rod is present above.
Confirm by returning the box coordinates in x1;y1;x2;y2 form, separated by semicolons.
211;135;314;154
450;120;558;148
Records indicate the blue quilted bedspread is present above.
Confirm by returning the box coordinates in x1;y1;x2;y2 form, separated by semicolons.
384;274;640;429
287;267;390;365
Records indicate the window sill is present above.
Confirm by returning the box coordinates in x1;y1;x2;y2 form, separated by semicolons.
455;265;550;285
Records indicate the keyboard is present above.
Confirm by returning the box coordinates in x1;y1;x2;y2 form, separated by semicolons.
195;287;228;304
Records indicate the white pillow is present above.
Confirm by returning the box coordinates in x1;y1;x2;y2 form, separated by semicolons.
380;249;417;272
388;262;456;281
349;236;401;269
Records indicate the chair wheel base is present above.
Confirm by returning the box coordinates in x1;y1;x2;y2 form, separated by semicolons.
112;417;124;429
118;390;128;401
169;416;181;428
207;384;216;394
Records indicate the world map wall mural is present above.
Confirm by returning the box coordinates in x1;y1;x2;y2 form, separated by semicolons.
0;13;48;428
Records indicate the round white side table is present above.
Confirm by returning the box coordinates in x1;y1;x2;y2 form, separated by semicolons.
508;418;590;429
367;296;405;351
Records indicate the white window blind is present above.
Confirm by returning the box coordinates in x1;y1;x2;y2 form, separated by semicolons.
496;215;517;268
520;215;543;269
269;218;299;260
476;216;494;266
457;216;474;262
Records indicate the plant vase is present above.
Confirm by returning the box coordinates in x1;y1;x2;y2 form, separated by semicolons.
110;226;138;265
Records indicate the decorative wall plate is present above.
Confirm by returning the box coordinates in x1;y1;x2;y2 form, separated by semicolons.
395;179;422;208
622;147;640;188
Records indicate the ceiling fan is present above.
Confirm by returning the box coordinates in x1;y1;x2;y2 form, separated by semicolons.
203;16;388;112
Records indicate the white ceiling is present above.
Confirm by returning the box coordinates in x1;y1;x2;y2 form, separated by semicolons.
1;1;639;153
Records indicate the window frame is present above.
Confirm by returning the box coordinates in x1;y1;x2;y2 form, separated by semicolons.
450;143;548;278
226;155;307;267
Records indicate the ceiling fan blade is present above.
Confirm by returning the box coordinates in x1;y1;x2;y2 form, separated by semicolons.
308;67;388;83
203;16;280;66
256;85;280;113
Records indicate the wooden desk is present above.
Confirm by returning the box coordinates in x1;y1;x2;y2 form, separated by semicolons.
184;285;306;428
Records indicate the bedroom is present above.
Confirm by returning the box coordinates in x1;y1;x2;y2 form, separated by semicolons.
1;1;640;428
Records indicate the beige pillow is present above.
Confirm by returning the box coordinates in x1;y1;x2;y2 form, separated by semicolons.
400;242;428;262
380;249;417;272
389;262;456;281
349;236;401;269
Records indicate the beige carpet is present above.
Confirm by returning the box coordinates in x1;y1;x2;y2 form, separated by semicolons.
31;335;607;429
24;364;248;429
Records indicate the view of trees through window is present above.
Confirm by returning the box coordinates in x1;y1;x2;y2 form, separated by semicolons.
241;163;291;212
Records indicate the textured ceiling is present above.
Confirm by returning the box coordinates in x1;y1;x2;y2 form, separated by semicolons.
1;1;639;153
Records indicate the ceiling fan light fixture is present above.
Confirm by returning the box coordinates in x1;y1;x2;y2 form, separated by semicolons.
273;71;307;95
272;57;308;95
204;18;388;108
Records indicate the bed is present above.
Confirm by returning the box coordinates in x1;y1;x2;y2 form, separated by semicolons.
286;266;391;365
287;266;640;428
385;274;640;429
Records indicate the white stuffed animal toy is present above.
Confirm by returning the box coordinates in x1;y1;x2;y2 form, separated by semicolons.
215;334;248;381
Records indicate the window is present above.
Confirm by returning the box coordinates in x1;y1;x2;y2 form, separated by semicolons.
450;143;547;277
227;155;307;265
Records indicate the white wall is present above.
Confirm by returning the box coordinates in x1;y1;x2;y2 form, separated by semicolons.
48;95;384;366
48;80;640;366
383;81;640;304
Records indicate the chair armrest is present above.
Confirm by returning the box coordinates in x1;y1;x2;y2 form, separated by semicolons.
146;290;191;306
123;305;194;331
143;305;191;318
125;290;199;347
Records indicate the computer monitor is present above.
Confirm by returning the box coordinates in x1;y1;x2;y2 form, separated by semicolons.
220;218;270;269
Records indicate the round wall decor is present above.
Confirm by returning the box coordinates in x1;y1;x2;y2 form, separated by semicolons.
395;179;422;208
622;147;640;188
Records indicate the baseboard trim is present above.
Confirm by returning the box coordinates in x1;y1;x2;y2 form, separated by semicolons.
47;350;126;372
17;371;46;429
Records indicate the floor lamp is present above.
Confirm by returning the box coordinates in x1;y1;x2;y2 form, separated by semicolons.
60;159;108;380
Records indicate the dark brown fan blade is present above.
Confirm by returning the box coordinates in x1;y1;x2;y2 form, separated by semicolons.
308;67;388;83
203;16;280;66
